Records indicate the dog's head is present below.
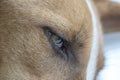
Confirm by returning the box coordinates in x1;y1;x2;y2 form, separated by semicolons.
0;0;102;80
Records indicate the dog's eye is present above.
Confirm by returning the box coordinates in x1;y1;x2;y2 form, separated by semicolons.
43;27;76;62
43;27;68;59
51;34;63;48
46;29;64;49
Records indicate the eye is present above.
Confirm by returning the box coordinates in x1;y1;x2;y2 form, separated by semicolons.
51;34;63;48
43;27;68;58
43;27;76;62
46;28;64;49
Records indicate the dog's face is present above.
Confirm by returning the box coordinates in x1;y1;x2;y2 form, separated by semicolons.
0;0;100;80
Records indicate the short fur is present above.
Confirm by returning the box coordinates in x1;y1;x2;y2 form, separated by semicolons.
0;0;103;80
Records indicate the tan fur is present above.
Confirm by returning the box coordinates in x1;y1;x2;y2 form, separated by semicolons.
0;0;103;80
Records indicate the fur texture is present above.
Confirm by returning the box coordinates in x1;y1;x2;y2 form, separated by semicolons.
0;0;103;80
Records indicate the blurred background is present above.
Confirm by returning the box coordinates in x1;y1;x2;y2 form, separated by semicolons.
94;0;120;54
94;0;120;53
94;0;120;80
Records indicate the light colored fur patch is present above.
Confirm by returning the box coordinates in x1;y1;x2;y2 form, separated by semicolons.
86;0;99;80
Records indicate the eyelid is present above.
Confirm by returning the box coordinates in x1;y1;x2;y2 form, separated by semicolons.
42;26;66;41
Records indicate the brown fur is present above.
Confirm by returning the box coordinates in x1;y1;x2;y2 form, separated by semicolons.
94;0;120;33
0;0;103;80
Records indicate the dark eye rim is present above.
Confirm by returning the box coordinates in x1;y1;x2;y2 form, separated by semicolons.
42;26;76;61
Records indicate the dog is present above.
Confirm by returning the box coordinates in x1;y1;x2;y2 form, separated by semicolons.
0;0;103;80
